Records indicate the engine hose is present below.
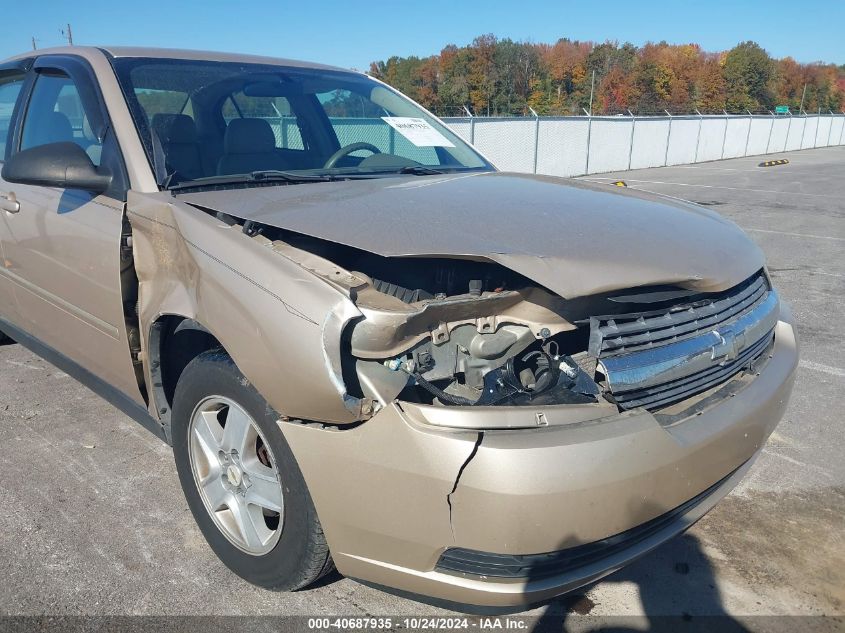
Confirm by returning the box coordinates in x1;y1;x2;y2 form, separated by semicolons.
412;373;479;406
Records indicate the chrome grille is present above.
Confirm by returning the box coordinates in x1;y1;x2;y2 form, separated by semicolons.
592;271;779;412
590;272;769;358
609;330;774;410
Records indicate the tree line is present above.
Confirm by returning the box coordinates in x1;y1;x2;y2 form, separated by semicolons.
368;36;845;117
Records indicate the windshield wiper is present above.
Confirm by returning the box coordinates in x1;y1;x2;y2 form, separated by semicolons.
247;170;333;182
168;170;334;191
395;165;446;175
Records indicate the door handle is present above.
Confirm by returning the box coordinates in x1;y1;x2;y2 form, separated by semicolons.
1;192;20;214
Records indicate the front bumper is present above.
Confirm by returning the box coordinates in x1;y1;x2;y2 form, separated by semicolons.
280;317;798;610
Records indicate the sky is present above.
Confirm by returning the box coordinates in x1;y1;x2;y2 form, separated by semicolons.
3;0;843;70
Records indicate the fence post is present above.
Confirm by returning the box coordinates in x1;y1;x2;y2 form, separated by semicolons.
627;109;636;170
765;110;775;155
799;113;808;149
743;110;753;156
784;112;792;152
583;108;593;175
720;110;729;159
814;108;821;148
469;117;475;145
694;110;703;163
827;111;835;147
531;108;540;174
663;110;672;166
839;110;845;145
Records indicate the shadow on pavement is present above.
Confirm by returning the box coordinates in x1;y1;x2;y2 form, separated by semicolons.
531;532;750;632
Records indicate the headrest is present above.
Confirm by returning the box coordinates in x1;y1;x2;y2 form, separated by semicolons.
28;111;73;146
224;118;276;154
151;113;197;144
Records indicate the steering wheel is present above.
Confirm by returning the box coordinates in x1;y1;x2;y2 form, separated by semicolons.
323;142;381;169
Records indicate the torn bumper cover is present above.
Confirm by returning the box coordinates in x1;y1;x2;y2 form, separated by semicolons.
280;316;797;609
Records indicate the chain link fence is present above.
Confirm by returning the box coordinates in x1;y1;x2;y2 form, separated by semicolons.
441;113;845;177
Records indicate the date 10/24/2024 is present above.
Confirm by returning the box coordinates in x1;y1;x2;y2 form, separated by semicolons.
307;617;529;630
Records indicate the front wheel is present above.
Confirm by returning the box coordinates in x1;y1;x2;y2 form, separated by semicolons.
172;350;333;589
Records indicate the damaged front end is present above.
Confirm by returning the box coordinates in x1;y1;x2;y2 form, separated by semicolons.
194;202;776;432
177;171;771;427
340;256;780;426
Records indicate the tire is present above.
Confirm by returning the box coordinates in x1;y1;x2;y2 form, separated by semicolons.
172;349;334;590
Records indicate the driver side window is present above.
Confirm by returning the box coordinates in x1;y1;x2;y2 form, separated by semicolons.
0;73;25;161
21;71;102;166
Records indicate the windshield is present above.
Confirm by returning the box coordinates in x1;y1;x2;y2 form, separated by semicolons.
111;57;491;188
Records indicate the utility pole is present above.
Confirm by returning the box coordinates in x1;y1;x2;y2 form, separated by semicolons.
588;70;596;116
62;23;73;45
799;83;807;114
31;36;37;51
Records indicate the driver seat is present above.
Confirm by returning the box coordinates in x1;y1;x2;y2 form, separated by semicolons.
151;113;204;180
217;118;289;175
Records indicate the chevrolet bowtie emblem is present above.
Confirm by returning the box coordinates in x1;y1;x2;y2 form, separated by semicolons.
711;330;739;363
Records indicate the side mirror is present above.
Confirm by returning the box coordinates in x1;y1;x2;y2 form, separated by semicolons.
1;142;112;193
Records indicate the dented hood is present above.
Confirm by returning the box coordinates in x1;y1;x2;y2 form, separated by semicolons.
179;172;764;298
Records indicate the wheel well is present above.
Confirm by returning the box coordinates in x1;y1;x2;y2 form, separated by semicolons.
149;316;222;430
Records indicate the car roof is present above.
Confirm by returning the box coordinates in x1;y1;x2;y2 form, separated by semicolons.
4;45;356;74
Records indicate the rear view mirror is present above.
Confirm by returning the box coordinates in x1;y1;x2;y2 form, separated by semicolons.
1;142;112;193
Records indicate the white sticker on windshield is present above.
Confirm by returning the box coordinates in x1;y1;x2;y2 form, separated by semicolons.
381;117;455;147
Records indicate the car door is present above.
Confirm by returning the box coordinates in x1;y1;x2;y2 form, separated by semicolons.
0;60;30;330
0;54;144;403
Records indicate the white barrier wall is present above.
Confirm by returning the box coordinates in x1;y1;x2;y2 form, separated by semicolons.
666;118;699;166
442;113;845;177
537;119;588;177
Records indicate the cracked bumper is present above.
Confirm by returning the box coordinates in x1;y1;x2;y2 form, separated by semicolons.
280;317;797;610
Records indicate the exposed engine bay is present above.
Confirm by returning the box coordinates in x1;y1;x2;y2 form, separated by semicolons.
197;207;771;418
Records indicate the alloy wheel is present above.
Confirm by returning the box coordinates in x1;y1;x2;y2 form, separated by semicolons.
187;395;284;555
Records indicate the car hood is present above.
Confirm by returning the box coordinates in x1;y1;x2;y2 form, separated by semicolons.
179;172;764;299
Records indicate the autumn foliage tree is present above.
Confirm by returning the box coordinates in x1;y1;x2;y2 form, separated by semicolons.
368;37;845;116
